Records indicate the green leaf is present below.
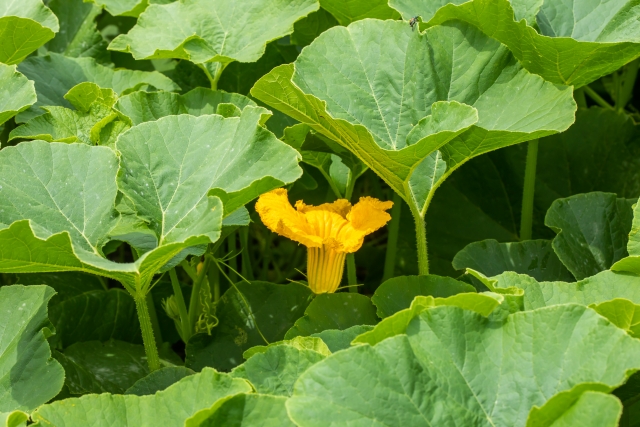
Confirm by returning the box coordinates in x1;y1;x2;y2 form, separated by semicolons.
372;274;476;318
0;285;64;412
186;394;295;427
612;194;640;275
546;192;634;280
125;366;195;396
55;340;180;395
0;0;59;64
243;336;331;359
46;0;108;63
290;8;338;46
113;88;257;125
232;344;326;396
589;299;640;338
16;52;178;122
319;0;400;25
87;0;150;17
289;304;640;426
185;282;312;371
526;389;622;427
108;0;319;68
0;411;28;427
0;64;36;126
251;20;575;219
32;368;252;427
453;239;574;282
391;0;640;87
64;82;117;112
9;104;118;145
354;292;511;346
309;325;373;352
489;270;640;310
284;293;378;339
48;289;141;347
116;109;301;222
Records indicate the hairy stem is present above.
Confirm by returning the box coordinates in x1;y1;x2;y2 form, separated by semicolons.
520;139;539;241
409;204;429;275
382;192;403;282
240;226;254;280
169;268;191;341
134;293;161;372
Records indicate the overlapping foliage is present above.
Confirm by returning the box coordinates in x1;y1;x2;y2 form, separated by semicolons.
3;0;640;426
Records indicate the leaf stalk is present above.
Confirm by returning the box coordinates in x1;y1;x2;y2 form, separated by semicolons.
519;139;539;241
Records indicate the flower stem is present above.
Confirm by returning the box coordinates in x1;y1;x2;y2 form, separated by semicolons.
346;253;357;293
134;292;161;372
382;192;402;282
519;139;539;241
240;227;254;280
169;268;191;341
409;204;429;275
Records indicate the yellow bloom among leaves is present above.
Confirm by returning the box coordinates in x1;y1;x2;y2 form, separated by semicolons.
256;189;393;293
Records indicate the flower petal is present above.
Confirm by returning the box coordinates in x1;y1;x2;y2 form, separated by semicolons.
255;189;323;247
348;196;393;234
296;198;352;218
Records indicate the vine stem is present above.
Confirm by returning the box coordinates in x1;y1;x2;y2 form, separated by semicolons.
188;256;210;332
197;63;225;90
519;139;539;241
583;86;613;110
134;292;161;372
382;192;403;282
409;204;429;275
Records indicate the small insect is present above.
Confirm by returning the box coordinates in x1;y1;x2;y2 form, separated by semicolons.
409;15;419;31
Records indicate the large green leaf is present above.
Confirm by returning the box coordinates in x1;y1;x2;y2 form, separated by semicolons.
288;304;640;426
16;53;178;122
231;342;326;396
391;0;640;87
371;274;476;318
55;340;180;395
284;293;378;339
546;192;634;280
453;239;574;282
186;394;295;427
87;0;151;17
116;108;301;221
489;269;640;310
185;282;312;371
46;0;108;62
108;0;319;78
0;64;36;126
48;289;141;347
251;20;575;220
611;196;640;275
0;0;59;64
13;272;104;302
0;141;206;292
31;368;251;427
310;325;373;352
113;88;256;125
290;8;338;46
319;0;400;25
0;285;64;412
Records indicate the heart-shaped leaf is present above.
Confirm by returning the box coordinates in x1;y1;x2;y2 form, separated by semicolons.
391;0;640;87
319;0;400;25
251;20;575;220
86;0;149;17
186;394;295;427
0;0;59;64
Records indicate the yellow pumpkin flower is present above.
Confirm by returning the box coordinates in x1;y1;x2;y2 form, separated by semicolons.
256;189;393;294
